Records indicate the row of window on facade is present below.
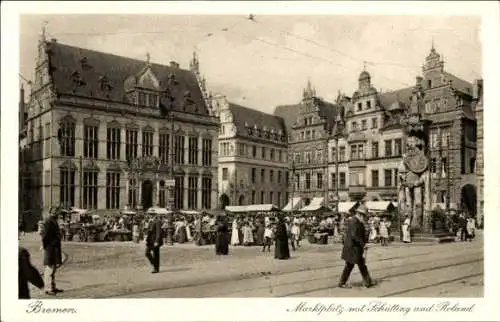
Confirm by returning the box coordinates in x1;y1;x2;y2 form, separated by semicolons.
58;169;213;210
246;168;289;185
28;122;213;166
351;116;378;132
293;138;404;165
249;190;288;206
219;142;287;163
355;100;374;112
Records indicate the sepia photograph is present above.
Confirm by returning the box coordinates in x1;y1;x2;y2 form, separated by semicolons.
14;12;486;301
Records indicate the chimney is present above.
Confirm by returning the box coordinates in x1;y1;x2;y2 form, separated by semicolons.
416;76;423;87
169;61;179;69
473;79;483;100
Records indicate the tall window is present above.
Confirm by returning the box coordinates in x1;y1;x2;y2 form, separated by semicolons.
125;129;138;161
128;178;137;209
188;177;198;209
384;140;392;157
393;169;398;187
59;168;75;207
361;120;367;130
261;147;266;159
277;192;281;207
295;173;300;190
174;176;184;209
305;173;311;190
339;172;346;189
351;145;357;160
339;147;346;162
430;130;438;149
106;172;120;209
270;149;275;161
107;127;121;160
277;171;281;184
59;121;75;157
188;137;199;165
202;138;212;166
358;144;364;159
251;168;256;183
174;135;185;164
83;125;98;159
371;118;378;129
142;130;153;156
270;170;274;183
371;170;379;187
441;157;447;177
260;191;265;203
317;173;323;189
261;169;265;182
222;168;228;181
44;123;51;157
159;133;170;164
201;177;212;209
384;169;392;187
251;190;256;204
269;192;273;205
82;170;98;209
394;139;402;156
372;142;379;158
252;146;257;157
331;173;336;189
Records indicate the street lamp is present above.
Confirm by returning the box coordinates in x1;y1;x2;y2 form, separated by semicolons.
291;160;296;217
332;113;346;215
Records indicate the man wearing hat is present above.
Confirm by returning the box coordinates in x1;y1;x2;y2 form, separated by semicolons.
145;214;164;273
338;204;374;288
41;210;64;295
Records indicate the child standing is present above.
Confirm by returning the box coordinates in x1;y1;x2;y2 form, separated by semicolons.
263;224;274;252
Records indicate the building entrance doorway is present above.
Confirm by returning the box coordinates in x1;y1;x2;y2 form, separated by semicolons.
142;180;153;210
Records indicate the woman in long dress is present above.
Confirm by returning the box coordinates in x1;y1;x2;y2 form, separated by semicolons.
185;219;193;242
402;216;411;243
379;218;389;246
215;216;229;255
255;219;265;246
230;218;240;246
242;222;254;246
274;216;290;260
466;217;475;242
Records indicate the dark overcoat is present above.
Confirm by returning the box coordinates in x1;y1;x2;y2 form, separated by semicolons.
19;247;44;299
146;218;164;248
341;215;368;264
274;221;290;260
215;221;229;255
42;217;63;267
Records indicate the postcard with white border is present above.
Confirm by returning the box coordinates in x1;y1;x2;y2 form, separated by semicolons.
2;1;500;322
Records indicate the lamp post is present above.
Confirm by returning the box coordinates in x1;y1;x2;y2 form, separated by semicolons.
291;160;296;217
165;112;175;246
332;113;346;215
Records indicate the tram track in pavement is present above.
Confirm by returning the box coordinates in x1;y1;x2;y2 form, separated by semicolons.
110;248;481;298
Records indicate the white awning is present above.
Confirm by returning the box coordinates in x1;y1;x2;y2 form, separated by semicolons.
300;197;325;212
180;210;201;216
69;207;88;215
337;202;359;213
365;201;396;212
147;207;171;215
226;204;279;213
282;197;303;212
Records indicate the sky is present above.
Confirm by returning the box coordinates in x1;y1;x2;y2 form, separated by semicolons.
19;15;482;114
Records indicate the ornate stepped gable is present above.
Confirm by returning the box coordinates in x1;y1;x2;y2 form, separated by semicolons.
228;102;287;143
44;40;210;116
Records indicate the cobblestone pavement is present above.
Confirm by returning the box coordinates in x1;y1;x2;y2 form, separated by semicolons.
20;232;483;298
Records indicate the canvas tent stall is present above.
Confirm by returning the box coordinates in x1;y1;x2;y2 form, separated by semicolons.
336;201;360;214
282;197;303;212
147;207;172;216
365;201;397;214
225;204;280;215
299;197;333;217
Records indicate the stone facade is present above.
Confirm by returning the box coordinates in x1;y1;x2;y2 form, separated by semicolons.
215;96;289;208
473;79;484;224
22;34;219;218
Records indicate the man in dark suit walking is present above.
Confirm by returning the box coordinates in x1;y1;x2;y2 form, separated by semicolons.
41;210;64;295
338;204;374;288
145;215;163;273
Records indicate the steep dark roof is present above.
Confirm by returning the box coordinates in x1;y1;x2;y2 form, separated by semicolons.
316;100;340;129
228;102;286;140
273;104;301;133
443;72;473;96
378;87;414;110
46;41;209;116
